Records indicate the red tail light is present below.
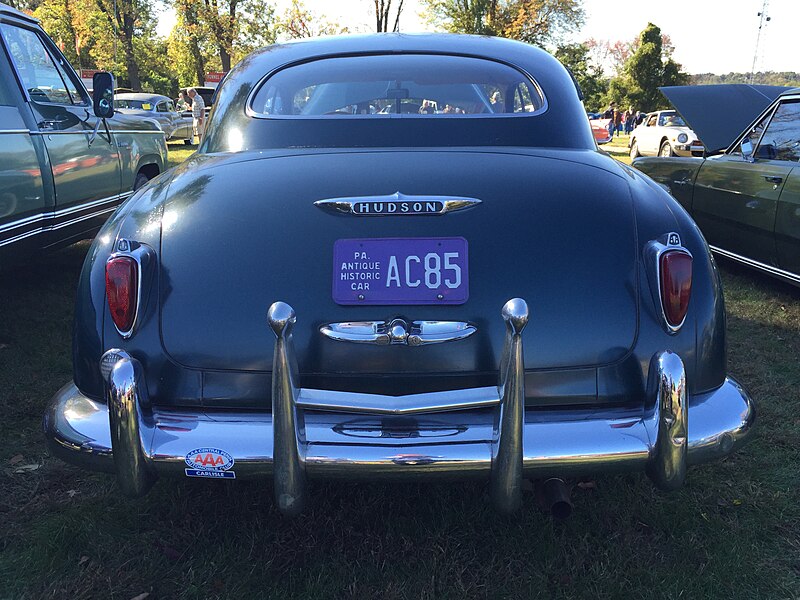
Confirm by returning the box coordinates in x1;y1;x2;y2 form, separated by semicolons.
106;256;138;334
660;251;692;329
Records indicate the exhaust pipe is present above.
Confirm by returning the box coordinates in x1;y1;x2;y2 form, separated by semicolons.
539;478;573;520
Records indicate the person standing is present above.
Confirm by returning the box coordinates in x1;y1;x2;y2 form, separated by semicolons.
175;91;189;112
187;88;205;144
603;102;616;138
614;108;623;136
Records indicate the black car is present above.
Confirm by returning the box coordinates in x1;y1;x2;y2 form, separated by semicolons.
45;35;755;517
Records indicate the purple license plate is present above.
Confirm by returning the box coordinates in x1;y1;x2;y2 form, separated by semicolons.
333;237;469;305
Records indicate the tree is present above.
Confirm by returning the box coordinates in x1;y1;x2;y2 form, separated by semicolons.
424;0;584;47
197;0;276;72
173;0;208;86
93;0;152;90
276;0;348;39
374;0;404;32
554;42;606;111
609;23;689;111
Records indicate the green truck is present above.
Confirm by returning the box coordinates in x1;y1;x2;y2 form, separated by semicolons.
0;3;167;266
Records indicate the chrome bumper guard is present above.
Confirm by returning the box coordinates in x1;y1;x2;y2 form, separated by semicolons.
44;299;755;515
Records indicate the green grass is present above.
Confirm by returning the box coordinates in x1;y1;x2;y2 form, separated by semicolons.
0;141;798;599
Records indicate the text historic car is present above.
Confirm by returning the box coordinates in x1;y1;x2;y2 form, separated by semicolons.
0;4;167;266
635;84;800;287
44;35;755;516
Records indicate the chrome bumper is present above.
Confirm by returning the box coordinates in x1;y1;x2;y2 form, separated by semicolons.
44;300;755;514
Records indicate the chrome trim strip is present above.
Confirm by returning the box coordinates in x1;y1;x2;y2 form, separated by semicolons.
314;192;482;216
320;319;477;346
297;386;499;415
0;192;129;235
29;129;164;135
0;192;129;247
0;129;29;134
709;245;800;285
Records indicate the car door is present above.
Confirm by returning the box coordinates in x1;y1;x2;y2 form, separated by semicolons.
155;100;176;138
770;99;800;275
0;22;121;245
692;100;797;265
0;38;46;259
640;114;659;154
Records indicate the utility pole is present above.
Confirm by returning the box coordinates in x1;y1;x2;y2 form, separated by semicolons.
749;0;770;84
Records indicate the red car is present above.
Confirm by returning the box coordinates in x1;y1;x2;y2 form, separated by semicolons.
590;117;612;145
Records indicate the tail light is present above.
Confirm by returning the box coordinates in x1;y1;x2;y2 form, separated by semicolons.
659;251;692;329
106;256;139;335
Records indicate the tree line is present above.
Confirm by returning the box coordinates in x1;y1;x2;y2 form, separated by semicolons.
6;0;788;114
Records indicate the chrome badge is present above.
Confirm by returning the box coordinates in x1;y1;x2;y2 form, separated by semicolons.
314;192;481;216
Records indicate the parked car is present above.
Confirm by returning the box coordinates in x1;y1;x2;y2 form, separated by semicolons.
635;84;799;286
114;93;193;144
0;4;167;266
45;35;755;517
629;109;704;159
589;115;612;144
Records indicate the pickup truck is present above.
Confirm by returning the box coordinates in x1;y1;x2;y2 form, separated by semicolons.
0;3;168;266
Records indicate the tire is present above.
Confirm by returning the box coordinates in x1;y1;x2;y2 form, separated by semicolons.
629;140;640;159
659;140;675;157
133;172;150;191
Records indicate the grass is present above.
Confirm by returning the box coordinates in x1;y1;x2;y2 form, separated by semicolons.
0;139;799;599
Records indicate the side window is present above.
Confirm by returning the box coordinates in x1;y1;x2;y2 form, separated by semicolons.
166;101;175;112
156;102;168;113
646;115;657;127
512;82;534;113
756;100;800;162
0;24;82;105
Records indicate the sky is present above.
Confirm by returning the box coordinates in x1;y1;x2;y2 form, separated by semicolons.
155;0;799;75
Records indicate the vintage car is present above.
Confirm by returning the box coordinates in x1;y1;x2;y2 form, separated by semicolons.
44;35;755;517
0;4;167;266
629;109;704;159
635;84;799;286
588;115;612;145
114;93;194;144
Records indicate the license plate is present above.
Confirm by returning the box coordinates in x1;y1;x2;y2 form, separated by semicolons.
333;237;469;305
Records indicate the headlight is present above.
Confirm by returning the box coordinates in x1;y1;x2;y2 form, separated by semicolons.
677;133;688;143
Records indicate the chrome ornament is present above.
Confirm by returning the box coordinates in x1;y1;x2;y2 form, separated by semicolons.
314;192;482;216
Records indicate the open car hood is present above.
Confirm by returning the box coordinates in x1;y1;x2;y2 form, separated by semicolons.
659;84;792;154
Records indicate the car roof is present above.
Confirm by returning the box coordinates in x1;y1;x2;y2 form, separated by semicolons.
0;2;39;23
115;93;170;103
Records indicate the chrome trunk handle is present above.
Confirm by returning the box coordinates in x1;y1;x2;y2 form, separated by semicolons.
319;319;477;346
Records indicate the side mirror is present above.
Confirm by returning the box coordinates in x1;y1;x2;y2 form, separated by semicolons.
740;137;755;162
92;72;115;119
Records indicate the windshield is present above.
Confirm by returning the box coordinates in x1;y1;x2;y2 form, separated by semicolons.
250;54;545;117
658;112;686;127
114;99;152;110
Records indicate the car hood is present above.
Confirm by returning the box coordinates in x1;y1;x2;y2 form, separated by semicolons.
659;84;792;154
156;149;640;375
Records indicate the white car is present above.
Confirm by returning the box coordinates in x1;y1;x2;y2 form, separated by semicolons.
629;110;704;159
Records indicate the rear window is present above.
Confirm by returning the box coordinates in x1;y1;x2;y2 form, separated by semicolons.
114;99;150;110
250;54;546;118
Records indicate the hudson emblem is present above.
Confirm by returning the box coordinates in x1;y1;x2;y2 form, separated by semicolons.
314;192;481;216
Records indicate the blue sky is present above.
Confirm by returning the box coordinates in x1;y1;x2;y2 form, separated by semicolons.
156;0;798;75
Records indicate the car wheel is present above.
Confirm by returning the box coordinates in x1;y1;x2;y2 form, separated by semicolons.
629;140;640;159
659;141;675;157
133;172;150;191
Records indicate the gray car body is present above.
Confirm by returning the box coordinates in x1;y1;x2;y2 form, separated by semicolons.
114;93;193;142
